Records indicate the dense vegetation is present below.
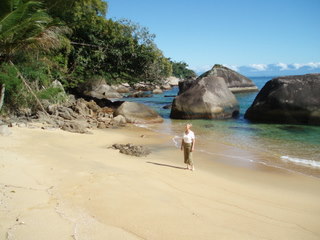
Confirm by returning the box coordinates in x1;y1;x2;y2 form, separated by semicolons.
0;0;194;114
171;61;196;79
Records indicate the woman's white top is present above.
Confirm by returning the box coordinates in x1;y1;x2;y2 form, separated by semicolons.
183;130;195;144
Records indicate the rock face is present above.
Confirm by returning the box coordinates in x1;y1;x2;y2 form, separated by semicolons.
114;102;163;123
111;143;151;157
244;74;320;125
200;64;258;93
170;75;239;119
166;76;180;86
152;88;163;94
84;84;122;99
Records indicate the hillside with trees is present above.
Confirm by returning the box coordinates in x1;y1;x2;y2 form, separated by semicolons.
0;0;193;114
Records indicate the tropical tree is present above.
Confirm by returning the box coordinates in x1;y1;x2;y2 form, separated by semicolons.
0;0;68;112
0;0;68;60
171;61;196;79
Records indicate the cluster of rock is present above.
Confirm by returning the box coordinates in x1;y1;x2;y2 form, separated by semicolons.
79;76;181;100
171;65;320;126
1;94;164;134
111;143;151;157
38;97;125;133
245;74;320;125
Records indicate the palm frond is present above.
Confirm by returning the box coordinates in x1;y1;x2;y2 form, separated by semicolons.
0;0;70;58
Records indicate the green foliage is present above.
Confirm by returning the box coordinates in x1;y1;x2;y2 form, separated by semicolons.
171;61;196;79
37;87;65;103
0;0;192;114
0;63;30;111
0;0;69;60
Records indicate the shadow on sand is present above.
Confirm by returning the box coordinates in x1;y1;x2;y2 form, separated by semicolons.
146;161;186;170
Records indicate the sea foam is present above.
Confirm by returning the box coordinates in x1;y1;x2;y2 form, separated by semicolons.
281;156;320;168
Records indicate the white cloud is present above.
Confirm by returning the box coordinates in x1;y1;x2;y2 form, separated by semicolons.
191;65;212;73
292;62;320;69
276;63;289;71
222;64;239;72
248;64;268;71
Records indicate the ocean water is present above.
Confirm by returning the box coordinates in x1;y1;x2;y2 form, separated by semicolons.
123;77;320;177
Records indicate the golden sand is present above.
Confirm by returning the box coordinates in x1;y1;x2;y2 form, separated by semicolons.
1;126;320;239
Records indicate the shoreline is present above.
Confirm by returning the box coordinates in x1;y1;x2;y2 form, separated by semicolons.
134;120;320;178
1;125;320;239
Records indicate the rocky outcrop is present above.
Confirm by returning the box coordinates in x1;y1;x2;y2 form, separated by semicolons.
178;79;194;95
126;91;153;98
84;84;122;99
77;78;122;99
152;88;163;94
166;76;180;86
170;74;239;119
199;64;258;93
35;97;125;133
111;143;151;157
114;102;163;123
244;74;320;125
112;84;130;94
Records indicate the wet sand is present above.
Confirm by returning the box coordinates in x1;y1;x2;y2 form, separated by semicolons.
1;125;320;239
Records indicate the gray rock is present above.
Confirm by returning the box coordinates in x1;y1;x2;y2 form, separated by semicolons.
202;64;258;93
126;91;153;98
161;84;172;90
0;125;12;136
111;143;151;157
97;122;107;129
170;75;239;119
133;83;153;91
51;80;66;92
166;76;180;86
178;79;194;95
179;65;258;94
113;84;130;93
84;84;122;99
152;88;163;94
60;121;89;134
114;102;163;124
244;74;320;125
163;104;172;109
113;115;127;125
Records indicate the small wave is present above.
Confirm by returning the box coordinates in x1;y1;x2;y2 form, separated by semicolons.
134;123;149;129
281;156;320;168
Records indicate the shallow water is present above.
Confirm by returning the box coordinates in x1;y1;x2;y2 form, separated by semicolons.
122;76;320;177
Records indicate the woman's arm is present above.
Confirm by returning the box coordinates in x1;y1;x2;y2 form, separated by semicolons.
181;139;184;150
191;139;195;152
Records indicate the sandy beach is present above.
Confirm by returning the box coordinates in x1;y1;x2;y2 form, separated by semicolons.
1;125;320;240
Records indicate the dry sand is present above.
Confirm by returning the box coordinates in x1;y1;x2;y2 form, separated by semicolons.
1;125;320;240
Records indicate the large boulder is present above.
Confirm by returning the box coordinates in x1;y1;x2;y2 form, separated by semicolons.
170;75;239;119
200;64;258;93
114;102;163;123
166;76;180;86
244;74;320;125
84;84;122;99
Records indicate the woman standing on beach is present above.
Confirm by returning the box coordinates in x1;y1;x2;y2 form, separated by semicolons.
181;123;195;171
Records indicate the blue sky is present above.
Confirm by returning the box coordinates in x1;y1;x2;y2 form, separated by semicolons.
107;0;320;76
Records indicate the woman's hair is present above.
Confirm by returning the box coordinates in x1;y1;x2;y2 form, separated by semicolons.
186;123;192;128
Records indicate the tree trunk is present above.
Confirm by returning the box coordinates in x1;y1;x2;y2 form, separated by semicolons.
0;84;5;112
9;61;49;116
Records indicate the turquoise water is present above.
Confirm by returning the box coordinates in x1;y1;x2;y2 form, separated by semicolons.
122;77;320;177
